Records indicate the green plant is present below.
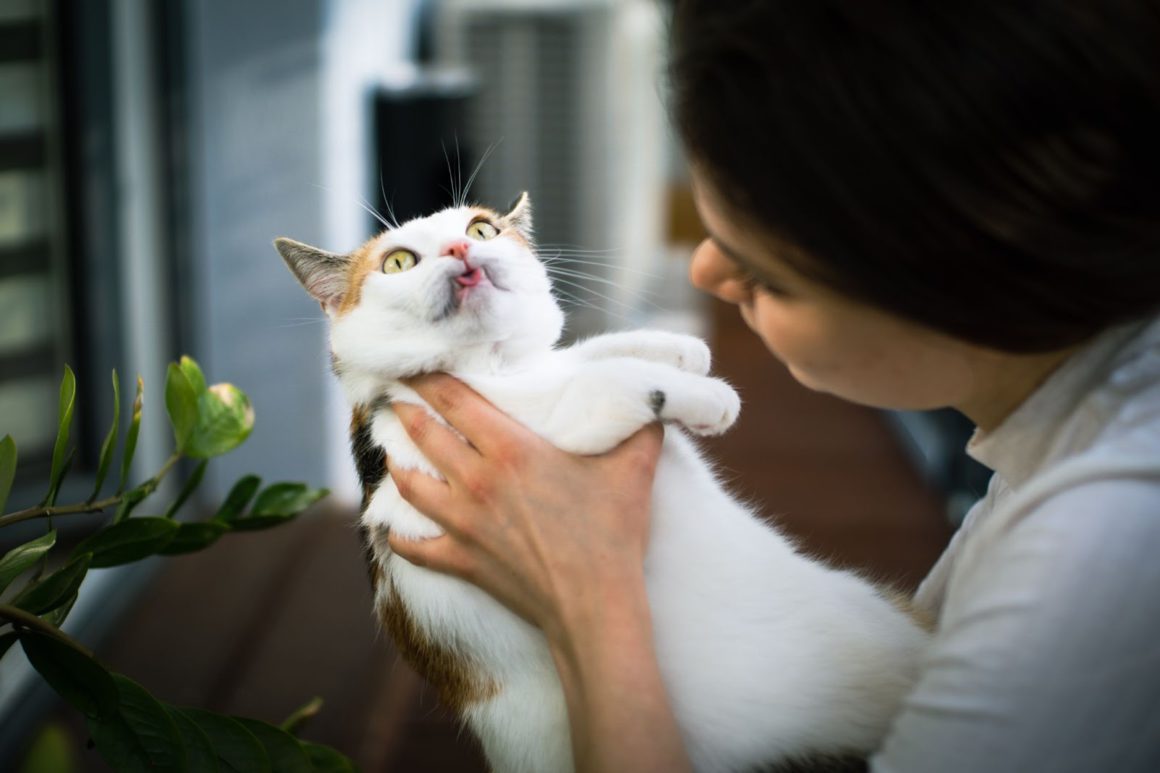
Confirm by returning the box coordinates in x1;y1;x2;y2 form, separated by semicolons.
0;357;355;772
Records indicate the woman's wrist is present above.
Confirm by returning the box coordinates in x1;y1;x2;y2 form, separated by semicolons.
544;571;693;773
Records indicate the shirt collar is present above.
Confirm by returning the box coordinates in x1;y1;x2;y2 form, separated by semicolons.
966;317;1157;488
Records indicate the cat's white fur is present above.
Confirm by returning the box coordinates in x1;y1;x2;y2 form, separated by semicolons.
276;197;928;773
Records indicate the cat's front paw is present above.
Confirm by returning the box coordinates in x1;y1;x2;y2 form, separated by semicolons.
668;335;712;376
656;376;740;436
573;330;712;375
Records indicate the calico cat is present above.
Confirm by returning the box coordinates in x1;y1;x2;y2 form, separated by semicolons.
275;194;928;773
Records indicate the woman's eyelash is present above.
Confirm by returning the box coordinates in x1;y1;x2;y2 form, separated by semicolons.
744;272;791;298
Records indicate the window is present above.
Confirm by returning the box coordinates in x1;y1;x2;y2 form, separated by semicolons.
0;0;70;476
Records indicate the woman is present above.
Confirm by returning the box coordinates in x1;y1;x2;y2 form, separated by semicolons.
388;2;1160;770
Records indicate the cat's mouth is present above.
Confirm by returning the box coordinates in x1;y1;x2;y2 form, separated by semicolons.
456;267;485;288
452;262;503;307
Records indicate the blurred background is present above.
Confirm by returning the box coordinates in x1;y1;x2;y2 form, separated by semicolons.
0;0;978;769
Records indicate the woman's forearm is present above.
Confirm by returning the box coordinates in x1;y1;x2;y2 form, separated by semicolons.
548;571;694;773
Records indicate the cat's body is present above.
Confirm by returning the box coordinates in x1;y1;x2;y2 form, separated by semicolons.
277;196;928;773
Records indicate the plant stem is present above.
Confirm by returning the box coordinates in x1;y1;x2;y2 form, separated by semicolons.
0;604;95;657
0;453;182;529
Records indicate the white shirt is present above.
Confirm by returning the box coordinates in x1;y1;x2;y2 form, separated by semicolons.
873;315;1160;772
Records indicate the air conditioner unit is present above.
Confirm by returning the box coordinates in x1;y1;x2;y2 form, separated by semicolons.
433;0;669;336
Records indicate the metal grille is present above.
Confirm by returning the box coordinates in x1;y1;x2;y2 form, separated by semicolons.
0;0;67;465
461;13;588;251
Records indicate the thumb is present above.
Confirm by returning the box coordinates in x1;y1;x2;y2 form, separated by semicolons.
608;422;665;470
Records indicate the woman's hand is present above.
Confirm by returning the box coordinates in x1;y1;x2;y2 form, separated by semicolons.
389;374;693;773
386;373;665;644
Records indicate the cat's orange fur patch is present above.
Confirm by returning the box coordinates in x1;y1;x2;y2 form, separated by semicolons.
371;545;500;712
337;241;381;314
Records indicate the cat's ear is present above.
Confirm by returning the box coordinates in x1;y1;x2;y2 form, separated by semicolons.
275;237;350;314
504;192;533;241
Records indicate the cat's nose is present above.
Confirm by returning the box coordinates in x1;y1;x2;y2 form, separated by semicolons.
442;240;472;263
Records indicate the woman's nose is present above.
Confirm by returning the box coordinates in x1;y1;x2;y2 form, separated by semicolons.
689;239;751;305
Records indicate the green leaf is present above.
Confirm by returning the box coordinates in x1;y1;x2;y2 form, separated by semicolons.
17;721;77;773
279;695;323;736
0;530;57;596
44;367;77;508
88;674;185;773
0;434;16;515
250;483;329;518
164;460;207;519
42;592;80;628
302;742;358;772
12;553;91;616
89;370;121;503
73;518;179;568
169;706;220;773
225;482;328;532
112;484;150;525
156;521;228;555
165;363;198;453
212;476;261;523
233;718;311;773
179;356;208;395
118;376;144;493
186;384;255;459
224;514;297;532
19;631;119;720
176;708;270;773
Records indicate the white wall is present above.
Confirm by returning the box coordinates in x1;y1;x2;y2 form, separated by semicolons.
319;0;418;505
185;0;414;503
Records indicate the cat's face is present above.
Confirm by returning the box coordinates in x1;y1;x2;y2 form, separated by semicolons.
276;193;564;376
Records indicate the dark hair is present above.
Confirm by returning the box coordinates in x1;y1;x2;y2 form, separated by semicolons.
668;0;1160;352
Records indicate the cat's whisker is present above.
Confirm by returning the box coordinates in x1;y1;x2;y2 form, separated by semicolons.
310;182;396;230
383;197;401;230
272;318;326;329
454;136;464;207
550;289;632;323
379;170;401;229
545;266;663;301
543;256;661;274
441;141;462;208
461;140;500;207
355;195;392;230
548;275;661;314
541;254;666;281
537;242;621;254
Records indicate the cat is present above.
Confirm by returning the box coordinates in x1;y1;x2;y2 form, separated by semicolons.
275;193;929;773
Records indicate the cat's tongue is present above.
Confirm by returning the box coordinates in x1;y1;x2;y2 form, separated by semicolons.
456;267;484;287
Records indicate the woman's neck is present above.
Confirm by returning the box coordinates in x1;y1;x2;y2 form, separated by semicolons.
956;346;1081;433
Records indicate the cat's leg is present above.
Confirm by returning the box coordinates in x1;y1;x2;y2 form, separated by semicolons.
568;330;711;375
538;358;740;455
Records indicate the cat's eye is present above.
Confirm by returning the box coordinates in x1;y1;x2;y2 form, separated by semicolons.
382;249;418;274
467;220;499;241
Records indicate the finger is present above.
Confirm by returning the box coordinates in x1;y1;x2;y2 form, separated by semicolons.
388;463;463;533
611;422;665;459
393;401;479;484
388;529;455;572
404;373;535;456
388;529;478;581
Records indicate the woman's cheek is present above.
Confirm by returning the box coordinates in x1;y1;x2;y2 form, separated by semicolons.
746;299;814;366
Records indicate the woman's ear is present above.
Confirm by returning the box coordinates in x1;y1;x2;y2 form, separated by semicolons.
274;237;350;314
504;192;534;241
